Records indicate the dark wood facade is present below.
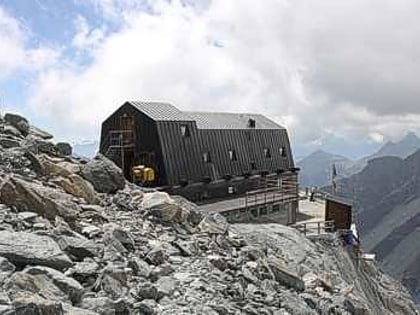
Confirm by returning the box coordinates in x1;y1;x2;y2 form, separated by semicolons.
100;101;296;190
325;195;353;230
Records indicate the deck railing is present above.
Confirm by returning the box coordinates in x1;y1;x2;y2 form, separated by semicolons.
292;220;335;236
245;172;299;209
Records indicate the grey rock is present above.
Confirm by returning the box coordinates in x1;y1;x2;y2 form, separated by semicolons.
104;224;135;251
24;266;84;304
133;299;157;315
0;177;80;223
135;281;158;300
78;297;115;315
11;292;64;314
22;135;57;155
208;255;228;271
28;125;53;140
65;260;99;286
268;257;305;291
57;236;99;261
198;213;229;234
0;257;15;273
17;212;38;222
4;113;30;135
80;154;125;193
0;231;72;271
56;142;72;156
145;247;166;266
5;272;69;304
2;124;23;138
62;304;100;315
156;276;177;298
100;274;128;299
0;137;20;149
142;192;190;223
128;257;151;278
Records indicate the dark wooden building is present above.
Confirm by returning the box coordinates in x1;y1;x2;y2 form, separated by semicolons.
100;101;297;200
325;194;353;230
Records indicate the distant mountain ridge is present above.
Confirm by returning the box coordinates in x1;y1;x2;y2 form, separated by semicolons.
72;140;98;158
297;150;353;187
337;149;420;304
298;132;420;187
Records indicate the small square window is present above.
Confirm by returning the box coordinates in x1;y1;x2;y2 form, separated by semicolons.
280;147;287;157
228;149;237;161
264;148;271;158
181;125;190;137
203;152;211;163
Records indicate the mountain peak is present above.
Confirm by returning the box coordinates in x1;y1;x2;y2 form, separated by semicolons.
401;131;420;143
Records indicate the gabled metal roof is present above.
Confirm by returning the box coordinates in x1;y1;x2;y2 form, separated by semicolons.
186;111;284;130
127;101;284;130
128;101;192;121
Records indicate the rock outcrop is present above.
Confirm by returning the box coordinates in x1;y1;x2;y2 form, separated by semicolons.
0;112;417;314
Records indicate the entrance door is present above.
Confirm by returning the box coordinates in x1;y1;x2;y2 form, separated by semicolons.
120;115;135;146
119;115;135;179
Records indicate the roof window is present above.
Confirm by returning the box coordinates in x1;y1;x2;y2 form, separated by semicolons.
247;118;256;128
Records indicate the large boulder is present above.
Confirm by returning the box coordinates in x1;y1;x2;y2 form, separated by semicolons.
0;176;80;222
56;142;72;156
5;272;70;304
267;257;305;291
24;266;84;304
28;125;53;140
142;192;190;223
4;113;30;136
21;135;58;156
52;174;97;204
57;235;100;261
10;291;64;315
80;154;125;193
0;231;73;271
198;213;229;234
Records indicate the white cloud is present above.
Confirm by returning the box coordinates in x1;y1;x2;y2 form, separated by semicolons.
72;15;105;51
0;6;60;81
28;0;420;146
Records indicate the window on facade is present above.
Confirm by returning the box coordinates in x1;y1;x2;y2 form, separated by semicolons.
180;125;190;137
280;146;287;157
264;148;271;158
203;152;211;163
228;149;237;161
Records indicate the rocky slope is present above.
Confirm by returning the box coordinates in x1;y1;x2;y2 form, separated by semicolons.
338;150;420;305
0;113;417;314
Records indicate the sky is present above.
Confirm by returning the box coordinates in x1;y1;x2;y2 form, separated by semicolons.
1;0;420;159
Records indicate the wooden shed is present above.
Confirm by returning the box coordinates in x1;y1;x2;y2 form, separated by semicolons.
325;194;353;230
99;101;297;200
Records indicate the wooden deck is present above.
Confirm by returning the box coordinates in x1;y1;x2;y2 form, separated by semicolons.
199;192;298;214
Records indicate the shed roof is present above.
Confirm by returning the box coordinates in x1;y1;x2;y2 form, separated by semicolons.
127;101;284;130
325;194;354;207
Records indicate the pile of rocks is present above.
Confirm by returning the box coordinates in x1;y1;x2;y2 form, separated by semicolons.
0;113;417;314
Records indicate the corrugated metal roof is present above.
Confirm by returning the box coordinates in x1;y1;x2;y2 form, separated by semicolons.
127;101;284;129
186;112;284;130
128;101;192;121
